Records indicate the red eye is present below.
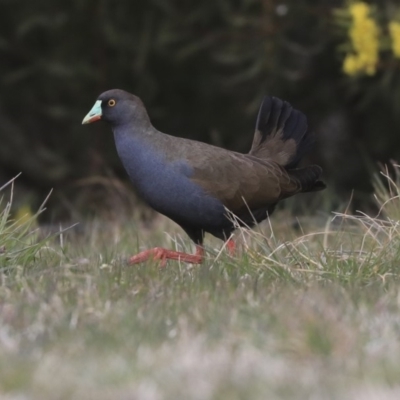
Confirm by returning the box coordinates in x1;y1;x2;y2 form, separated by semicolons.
108;99;116;107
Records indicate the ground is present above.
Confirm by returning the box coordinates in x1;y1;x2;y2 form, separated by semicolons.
1;175;400;400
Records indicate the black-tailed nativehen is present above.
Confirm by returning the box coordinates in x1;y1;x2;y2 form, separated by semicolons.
82;89;325;266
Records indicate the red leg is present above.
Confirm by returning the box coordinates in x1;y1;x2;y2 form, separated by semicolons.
129;245;204;267
226;239;236;256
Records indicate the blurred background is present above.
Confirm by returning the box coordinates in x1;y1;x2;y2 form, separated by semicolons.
1;0;400;221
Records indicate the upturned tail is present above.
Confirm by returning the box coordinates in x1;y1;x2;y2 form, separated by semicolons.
249;96;325;192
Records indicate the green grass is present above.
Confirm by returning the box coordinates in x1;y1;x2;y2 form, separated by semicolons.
2;173;400;399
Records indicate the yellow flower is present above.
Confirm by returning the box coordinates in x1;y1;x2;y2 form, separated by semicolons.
349;2;369;22
342;2;380;76
14;204;35;226
343;54;361;75
389;21;400;59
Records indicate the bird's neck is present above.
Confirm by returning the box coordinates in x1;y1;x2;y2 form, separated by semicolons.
112;109;153;133
112;122;161;167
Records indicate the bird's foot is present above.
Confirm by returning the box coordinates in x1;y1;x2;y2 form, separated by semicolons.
129;245;204;267
226;239;236;256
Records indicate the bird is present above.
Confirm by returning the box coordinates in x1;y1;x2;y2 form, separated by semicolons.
82;89;325;266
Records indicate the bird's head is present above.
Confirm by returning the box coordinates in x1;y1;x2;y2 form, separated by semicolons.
82;89;149;127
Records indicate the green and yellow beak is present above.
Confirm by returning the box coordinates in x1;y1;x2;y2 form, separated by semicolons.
82;100;102;124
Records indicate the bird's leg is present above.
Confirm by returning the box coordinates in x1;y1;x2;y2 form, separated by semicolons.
129;245;204;267
226;239;236;256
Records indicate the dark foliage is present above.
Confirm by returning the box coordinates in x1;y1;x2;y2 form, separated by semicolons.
0;0;399;217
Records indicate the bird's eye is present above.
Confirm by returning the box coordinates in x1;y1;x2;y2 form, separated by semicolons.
108;99;116;107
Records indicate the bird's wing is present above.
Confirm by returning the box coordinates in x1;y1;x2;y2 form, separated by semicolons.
181;142;301;213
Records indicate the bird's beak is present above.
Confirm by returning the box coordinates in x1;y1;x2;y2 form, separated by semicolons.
82;100;102;124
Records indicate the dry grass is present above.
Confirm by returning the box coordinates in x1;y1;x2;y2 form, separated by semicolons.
2;170;400;399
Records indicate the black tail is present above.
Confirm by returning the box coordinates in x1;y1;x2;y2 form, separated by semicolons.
249;96;314;169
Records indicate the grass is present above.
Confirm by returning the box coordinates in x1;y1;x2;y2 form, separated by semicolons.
2;171;400;399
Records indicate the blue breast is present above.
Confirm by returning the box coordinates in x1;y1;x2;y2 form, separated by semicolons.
114;132;226;229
